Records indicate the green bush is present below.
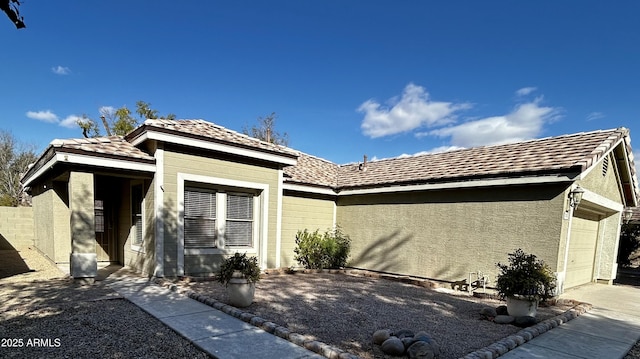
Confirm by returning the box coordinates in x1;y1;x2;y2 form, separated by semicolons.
294;227;351;269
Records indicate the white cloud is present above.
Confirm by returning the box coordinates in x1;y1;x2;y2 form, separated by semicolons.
428;97;560;148
51;66;71;75
358;83;471;138
26;110;59;123
59;115;83;128
586;112;605;121
515;87;537;96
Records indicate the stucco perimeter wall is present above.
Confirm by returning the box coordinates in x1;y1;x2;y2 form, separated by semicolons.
337;184;567;284
281;192;335;268
162;147;281;276
0;206;34;250
31;182;71;263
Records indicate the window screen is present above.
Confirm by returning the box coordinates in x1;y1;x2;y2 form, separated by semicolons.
226;193;253;247
131;185;143;246
184;188;217;248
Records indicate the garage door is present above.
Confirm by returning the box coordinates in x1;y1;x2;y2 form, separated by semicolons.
564;210;600;289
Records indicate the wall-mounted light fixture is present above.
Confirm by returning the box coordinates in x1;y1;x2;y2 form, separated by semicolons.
623;208;634;224
569;185;585;209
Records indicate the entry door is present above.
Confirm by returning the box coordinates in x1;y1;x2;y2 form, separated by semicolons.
95;199;116;262
565;210;600;289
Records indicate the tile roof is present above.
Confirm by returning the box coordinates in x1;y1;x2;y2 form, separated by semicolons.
284;128;637;192
48;136;155;162
133;119;298;158
283;153;339;188
22;136;156;185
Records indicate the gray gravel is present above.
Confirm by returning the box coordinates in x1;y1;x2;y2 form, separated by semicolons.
178;271;573;359
0;247;209;359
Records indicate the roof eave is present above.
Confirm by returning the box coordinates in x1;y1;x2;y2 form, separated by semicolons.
21;150;156;188
130;126;298;166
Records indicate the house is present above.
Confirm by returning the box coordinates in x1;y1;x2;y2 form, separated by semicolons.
21;120;639;292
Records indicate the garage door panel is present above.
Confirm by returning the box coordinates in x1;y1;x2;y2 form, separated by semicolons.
565;210;599;289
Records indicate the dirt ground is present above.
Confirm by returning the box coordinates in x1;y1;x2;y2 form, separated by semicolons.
0;247;209;359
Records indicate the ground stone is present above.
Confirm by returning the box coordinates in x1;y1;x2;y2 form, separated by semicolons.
494;315;515;324
373;329;392;345
480;307;497;318
514;316;537;327
407;341;437;359
381;337;405;356
395;329;415;339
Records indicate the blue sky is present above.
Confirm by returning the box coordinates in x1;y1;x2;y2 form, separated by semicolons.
2;1;640;167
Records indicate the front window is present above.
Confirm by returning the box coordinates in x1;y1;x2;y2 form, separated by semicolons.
184;187;255;249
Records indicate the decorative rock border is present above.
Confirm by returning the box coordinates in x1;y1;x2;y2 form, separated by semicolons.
153;277;361;359
461;300;592;359
153;273;592;359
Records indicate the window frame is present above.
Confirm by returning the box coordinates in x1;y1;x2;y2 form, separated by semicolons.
130;181;145;252
177;173;268;262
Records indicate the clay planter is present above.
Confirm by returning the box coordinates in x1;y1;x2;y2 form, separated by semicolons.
227;271;256;307
506;296;538;317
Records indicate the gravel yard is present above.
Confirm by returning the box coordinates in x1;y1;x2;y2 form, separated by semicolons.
4;247;639;359
0;247;209;359
176;271;573;359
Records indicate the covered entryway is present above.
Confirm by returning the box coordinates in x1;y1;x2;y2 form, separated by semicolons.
565;209;600;289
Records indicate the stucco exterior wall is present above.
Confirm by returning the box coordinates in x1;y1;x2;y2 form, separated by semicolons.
337;184;567;284
580;153;624;204
31;182;71;263
0;206;34;250
162;147;281;276
281;192;335;268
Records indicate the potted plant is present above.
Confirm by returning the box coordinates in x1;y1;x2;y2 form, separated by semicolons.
495;249;556;317
218;252;261;307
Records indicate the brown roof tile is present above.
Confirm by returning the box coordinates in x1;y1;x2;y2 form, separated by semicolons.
49;136;155;162
137;119;298;158
283;153;339;188
285;128;636;191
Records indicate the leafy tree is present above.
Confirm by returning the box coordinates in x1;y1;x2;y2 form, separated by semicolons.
0;130;36;206
243;112;289;146
77;101;175;138
618;223;640;267
1;0;25;29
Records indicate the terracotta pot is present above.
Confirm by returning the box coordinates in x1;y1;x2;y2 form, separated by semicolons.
506;296;538;317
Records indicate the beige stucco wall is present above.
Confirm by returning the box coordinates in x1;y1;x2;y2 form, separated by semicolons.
281;192;335;268
337;184;567;284
68;172;95;254
0;206;34;250
31;181;71;263
162;147;281;276
572;153;626;283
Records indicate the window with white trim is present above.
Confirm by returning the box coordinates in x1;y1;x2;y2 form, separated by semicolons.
131;183;144;248
184;187;256;249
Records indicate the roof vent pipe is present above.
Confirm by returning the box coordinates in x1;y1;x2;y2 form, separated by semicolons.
359;155;368;171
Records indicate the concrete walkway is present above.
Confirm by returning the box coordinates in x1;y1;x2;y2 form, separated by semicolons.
104;274;322;359
500;283;640;358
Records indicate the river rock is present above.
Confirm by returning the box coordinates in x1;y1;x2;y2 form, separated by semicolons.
381;337;405;356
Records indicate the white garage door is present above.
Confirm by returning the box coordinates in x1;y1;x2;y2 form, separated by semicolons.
565;210;600;289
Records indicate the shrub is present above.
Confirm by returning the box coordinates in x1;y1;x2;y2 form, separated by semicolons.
294;227;351;269
495;249;556;302
218;252;261;286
